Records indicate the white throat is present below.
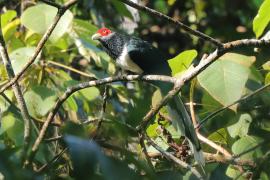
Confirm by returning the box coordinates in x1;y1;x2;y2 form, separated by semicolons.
116;45;143;74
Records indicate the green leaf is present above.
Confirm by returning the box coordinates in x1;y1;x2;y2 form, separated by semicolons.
24;86;57;118
2;19;20;41
0;114;24;146
232;136;263;160
0;90;13;112
262;61;270;71
227;113;252;138
1;10;17;27
208;128;228;145
10;47;39;74
168;49;197;76
65;96;78;112
226;165;245;180
77;87;100;101
21;4;73;41
72;19;98;46
198;53;255;108
253;0;270;38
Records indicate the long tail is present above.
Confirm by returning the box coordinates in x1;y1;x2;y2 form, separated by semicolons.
158;82;205;167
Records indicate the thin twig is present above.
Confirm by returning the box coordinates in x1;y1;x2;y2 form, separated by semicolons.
138;132;155;171
92;85;109;139
118;0;223;47
0;18;31;160
36;148;68;173
197;82;270;128
47;60;95;78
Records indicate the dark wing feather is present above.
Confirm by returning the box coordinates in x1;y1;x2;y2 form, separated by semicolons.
126;38;171;76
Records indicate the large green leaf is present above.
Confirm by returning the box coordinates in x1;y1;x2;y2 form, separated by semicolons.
168;49;197;76
253;0;270;38
10;47;39;74
198;53;255;108
21;4;73;41
227;113;252;138
24;86;57;118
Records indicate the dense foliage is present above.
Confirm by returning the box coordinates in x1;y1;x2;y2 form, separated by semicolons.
0;0;270;179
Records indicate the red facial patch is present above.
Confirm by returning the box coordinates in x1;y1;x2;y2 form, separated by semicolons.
97;27;112;37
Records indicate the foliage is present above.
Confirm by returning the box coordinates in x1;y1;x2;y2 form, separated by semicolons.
0;0;270;179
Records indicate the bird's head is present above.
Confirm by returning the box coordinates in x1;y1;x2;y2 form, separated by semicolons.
92;27;112;40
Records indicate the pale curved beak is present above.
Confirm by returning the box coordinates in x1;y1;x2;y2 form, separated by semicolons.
91;33;102;40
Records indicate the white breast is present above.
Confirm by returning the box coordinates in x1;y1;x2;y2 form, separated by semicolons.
116;45;143;74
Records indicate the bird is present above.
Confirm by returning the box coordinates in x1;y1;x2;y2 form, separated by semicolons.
92;27;204;166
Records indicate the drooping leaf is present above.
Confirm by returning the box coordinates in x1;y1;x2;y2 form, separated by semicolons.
253;0;270;38
227;113;252;138
168;49;197;76
198;53;255;109
21;4;73;41
24;86;57;118
10;47;40;74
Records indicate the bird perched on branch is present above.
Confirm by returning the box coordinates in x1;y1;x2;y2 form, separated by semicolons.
92;27;204;166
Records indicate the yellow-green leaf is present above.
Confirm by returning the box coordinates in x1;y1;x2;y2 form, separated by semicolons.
253;0;270;38
168;49;197;76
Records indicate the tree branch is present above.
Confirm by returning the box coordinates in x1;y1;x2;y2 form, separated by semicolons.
28;74;176;161
137;38;270;131
0;18;31;160
118;0;223;47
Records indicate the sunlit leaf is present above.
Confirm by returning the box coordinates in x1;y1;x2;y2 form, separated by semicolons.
2;19;20;41
253;0;270;38
227;113;252;138
10;47;40;74
1;10;17;27
198;53;255;109
168;49;197;76
232;136;263;160
21;4;73;41
24;86;57;118
77;87;100;101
